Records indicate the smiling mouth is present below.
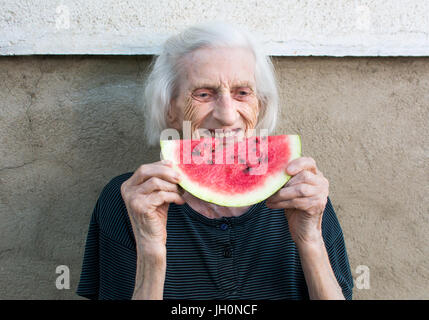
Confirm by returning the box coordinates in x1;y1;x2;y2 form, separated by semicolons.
207;128;243;139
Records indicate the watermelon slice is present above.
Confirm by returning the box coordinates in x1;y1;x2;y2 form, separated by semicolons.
160;134;301;207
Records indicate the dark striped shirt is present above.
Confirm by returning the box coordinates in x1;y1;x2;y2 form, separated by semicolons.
77;172;353;300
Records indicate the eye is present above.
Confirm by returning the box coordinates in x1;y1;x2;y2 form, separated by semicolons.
234;87;253;100
192;89;215;102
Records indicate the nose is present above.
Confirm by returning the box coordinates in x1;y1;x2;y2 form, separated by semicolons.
212;92;239;126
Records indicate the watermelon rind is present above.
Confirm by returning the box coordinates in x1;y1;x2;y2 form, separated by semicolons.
160;135;301;207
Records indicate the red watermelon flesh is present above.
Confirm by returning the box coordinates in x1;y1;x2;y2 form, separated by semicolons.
160;135;301;207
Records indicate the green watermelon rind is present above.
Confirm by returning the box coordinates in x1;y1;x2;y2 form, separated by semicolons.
160;135;302;207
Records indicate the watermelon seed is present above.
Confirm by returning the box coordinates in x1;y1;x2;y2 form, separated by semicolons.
243;167;252;174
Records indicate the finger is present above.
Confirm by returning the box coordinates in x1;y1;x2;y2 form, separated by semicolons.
129;161;180;186
138;177;182;194
267;184;318;204
147;190;186;207
285;170;323;187
286;157;317;176
316;167;324;177
266;196;317;211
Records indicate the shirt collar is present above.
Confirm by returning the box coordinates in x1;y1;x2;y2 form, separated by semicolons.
181;200;265;227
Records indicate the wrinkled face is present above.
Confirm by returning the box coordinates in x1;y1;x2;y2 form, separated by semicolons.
168;46;260;139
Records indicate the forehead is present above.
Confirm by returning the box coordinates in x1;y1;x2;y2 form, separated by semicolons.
180;47;256;89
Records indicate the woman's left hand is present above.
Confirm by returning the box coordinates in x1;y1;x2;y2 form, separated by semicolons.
265;157;329;247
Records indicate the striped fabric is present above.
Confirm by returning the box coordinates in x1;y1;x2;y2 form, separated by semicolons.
77;172;353;300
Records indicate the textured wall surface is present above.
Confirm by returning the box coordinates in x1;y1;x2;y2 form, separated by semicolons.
1;0;429;56
0;55;428;299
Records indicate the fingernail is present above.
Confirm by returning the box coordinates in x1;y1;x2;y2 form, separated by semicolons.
287;165;296;174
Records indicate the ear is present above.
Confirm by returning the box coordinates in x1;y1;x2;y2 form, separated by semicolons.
167;99;179;129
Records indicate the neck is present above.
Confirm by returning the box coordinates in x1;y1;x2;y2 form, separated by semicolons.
182;191;251;219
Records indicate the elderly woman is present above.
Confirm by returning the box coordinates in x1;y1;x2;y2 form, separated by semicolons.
77;23;353;300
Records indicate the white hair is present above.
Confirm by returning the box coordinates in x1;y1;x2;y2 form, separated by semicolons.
143;22;279;146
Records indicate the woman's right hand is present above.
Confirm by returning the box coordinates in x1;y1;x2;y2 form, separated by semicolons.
120;160;185;253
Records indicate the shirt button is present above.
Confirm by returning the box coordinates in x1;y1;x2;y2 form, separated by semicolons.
220;223;228;231
223;247;233;258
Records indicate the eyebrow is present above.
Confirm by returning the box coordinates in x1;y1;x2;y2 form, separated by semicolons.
190;81;255;92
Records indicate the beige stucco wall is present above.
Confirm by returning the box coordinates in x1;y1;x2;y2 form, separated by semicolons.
0;55;427;299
